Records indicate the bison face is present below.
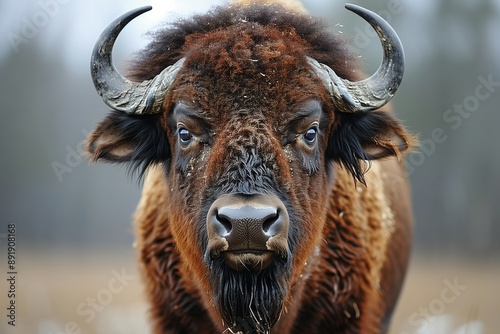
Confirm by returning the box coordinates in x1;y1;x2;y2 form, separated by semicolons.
165;91;331;332
86;4;411;333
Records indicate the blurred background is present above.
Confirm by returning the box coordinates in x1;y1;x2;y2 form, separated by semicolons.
0;0;498;333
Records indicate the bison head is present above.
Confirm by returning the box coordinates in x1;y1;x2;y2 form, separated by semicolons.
87;3;410;333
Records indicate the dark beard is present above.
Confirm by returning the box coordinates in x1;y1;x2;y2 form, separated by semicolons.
209;257;290;333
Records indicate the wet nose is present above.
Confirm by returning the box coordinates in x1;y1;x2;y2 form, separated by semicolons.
207;194;289;251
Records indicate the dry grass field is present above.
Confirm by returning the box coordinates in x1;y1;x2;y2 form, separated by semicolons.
390;257;499;334
1;250;498;334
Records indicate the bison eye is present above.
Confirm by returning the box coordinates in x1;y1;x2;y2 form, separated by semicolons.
178;127;193;146
303;125;318;146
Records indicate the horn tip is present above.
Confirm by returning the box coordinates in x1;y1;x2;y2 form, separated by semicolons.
133;6;153;16
127;6;153;18
344;3;359;11
344;3;367;15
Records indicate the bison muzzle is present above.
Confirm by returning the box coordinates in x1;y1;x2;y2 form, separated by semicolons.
206;194;290;271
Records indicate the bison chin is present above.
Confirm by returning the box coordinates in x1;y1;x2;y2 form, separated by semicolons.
209;256;290;333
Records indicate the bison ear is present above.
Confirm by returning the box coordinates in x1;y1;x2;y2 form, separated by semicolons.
86;111;170;177
327;110;411;183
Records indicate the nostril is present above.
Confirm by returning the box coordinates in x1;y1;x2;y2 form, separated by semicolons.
215;212;232;236
262;211;279;235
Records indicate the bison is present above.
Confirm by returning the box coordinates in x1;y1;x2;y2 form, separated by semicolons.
86;0;414;333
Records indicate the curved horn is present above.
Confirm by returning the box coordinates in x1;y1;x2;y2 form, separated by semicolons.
308;3;405;113
91;6;185;115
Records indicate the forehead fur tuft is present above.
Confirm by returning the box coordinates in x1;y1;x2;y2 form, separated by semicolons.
128;3;358;83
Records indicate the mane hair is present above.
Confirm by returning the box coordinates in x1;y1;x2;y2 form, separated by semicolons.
128;3;359;83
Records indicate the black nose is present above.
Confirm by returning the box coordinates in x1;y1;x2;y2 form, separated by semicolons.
206;194;289;255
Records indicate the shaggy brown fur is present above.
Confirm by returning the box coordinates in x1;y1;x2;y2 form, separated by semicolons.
87;1;413;333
